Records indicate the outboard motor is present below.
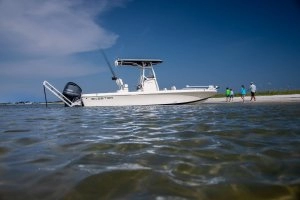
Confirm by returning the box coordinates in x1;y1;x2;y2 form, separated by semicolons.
62;82;82;106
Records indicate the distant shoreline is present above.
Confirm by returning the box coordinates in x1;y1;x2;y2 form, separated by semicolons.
204;94;300;104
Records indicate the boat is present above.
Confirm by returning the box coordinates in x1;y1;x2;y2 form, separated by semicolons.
43;58;218;107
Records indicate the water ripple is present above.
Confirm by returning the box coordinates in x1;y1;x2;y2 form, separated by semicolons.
0;103;299;199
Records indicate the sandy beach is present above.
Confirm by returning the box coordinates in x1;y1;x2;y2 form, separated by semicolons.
204;94;300;104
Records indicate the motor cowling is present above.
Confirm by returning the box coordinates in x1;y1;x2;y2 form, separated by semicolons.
62;82;82;103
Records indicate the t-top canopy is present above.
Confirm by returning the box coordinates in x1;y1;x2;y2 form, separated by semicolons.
115;59;163;67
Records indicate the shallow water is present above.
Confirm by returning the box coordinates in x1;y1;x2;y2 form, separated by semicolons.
0;103;300;200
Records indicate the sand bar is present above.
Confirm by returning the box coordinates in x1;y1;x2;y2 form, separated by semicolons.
204;94;300;104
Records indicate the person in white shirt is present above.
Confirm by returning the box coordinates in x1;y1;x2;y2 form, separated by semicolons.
229;89;234;102
249;82;256;101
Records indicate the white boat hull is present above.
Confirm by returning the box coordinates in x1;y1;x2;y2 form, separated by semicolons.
43;58;219;107
81;89;217;107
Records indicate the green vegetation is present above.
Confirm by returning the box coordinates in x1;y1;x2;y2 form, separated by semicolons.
256;90;300;96
214;89;300;98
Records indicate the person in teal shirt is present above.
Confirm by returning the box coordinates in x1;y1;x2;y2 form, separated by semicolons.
240;85;246;103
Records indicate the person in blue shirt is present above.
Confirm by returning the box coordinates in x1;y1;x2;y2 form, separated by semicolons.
240;85;246;103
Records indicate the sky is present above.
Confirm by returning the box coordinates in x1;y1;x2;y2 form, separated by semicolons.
0;0;300;103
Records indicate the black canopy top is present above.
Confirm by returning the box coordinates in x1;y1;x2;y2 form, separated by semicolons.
115;59;163;67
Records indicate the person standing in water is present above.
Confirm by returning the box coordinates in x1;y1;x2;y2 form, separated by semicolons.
249;82;257;101
240;85;246;103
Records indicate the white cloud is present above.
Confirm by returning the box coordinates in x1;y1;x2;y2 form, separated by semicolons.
0;0;121;56
0;0;130;102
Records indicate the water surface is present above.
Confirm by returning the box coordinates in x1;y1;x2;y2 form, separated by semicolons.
0;103;299;199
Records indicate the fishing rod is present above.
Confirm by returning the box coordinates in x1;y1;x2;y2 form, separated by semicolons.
101;50;118;80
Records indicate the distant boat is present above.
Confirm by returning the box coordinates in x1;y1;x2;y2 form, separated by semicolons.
43;58;218;107
15;101;33;105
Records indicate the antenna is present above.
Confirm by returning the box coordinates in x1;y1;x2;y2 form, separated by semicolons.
101;50;118;80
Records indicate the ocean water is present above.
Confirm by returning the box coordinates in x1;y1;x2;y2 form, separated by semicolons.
0;103;299;200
